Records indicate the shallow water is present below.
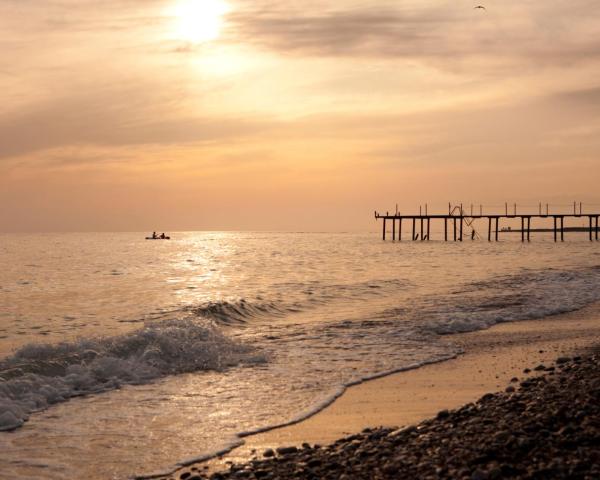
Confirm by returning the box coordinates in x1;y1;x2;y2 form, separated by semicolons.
1;232;599;478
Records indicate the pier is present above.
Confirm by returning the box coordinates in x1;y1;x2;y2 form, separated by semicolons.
375;202;600;242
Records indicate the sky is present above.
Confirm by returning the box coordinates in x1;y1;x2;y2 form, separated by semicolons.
1;0;600;232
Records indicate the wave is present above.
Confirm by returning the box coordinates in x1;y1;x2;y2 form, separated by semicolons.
417;265;600;334
186;299;290;325
186;278;412;325
0;319;265;432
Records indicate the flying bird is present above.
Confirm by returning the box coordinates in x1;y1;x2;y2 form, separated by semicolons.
474;5;486;9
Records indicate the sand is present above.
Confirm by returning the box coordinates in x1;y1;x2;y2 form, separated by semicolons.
181;303;600;475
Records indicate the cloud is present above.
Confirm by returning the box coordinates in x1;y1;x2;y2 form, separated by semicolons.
0;83;274;160
225;1;600;68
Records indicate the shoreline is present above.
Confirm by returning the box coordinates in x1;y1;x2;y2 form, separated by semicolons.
169;347;600;479
160;302;600;479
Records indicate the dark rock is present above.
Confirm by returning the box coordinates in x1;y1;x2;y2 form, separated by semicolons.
275;446;298;455
471;468;488;480
262;449;275;458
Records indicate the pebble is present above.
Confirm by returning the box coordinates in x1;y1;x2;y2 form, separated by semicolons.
275;446;298;455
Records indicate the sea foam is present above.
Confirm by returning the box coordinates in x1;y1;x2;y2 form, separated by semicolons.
0;318;265;431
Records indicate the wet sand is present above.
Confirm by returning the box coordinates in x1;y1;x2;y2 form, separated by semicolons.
165;303;600;478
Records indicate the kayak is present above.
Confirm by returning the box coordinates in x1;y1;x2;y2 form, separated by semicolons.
145;237;170;240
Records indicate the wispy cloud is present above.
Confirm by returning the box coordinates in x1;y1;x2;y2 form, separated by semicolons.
226;1;600;68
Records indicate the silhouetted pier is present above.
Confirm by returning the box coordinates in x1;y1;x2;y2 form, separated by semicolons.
375;202;600;242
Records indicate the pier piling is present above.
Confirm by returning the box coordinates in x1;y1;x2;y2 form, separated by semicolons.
375;203;600;242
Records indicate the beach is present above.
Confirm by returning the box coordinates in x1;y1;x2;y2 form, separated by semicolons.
165;302;600;479
2;233;600;479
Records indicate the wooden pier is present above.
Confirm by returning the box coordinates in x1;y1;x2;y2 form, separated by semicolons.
375;203;600;242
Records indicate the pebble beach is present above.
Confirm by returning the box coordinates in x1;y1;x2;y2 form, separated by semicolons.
165;348;600;480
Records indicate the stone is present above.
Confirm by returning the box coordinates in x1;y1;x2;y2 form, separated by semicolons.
263;449;275;458
276;446;298;455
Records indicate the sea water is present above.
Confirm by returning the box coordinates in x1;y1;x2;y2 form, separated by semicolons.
1;232;599;478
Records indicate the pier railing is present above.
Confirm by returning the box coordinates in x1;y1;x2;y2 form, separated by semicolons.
375;202;600;242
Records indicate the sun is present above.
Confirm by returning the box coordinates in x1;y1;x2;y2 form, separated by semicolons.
170;0;230;44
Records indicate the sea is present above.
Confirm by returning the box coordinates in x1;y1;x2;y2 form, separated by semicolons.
1;231;599;479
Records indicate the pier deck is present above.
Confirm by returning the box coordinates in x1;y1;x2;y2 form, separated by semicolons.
375;204;600;242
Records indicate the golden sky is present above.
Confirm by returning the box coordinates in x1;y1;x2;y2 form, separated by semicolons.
1;0;599;231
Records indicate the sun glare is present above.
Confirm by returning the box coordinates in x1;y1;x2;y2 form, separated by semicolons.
170;0;230;44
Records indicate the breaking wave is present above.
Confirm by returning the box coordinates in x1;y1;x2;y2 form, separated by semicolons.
0;319;265;432
186;278;412;325
417;265;600;334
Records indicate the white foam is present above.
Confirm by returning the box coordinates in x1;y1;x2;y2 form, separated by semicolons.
0;319;265;431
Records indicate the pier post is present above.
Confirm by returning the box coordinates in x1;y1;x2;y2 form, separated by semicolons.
427;218;431;240
420;218;424;241
444;218;448;241
527;217;531;242
495;218;499;241
399;218;402;241
596;216;599;241
488;217;492;241
560;217;564;242
590;216;593;241
459;216;463;242
382;218;386;241
453;218;457;241
553;217;557;242
521;217;525;242
412;218;416;241
392;218;396;241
